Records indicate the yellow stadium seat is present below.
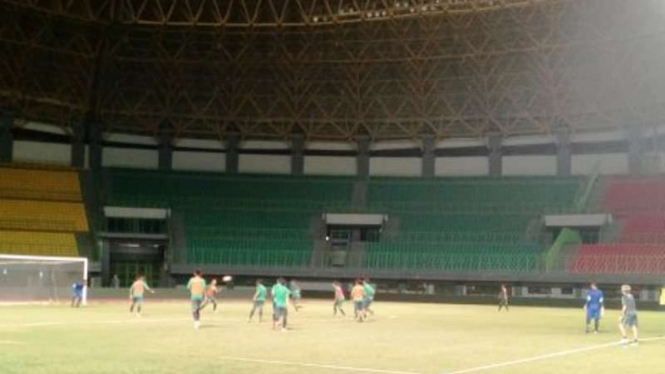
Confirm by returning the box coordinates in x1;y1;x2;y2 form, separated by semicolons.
0;230;78;257
0;168;82;201
0;200;89;232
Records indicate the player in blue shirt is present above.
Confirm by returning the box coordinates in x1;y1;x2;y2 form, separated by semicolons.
584;283;604;333
71;280;85;308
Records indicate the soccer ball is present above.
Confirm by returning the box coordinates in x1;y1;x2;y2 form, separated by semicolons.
222;275;233;282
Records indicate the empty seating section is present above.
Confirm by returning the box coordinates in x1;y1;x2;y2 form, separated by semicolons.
107;169;355;267
0;167;81;201
368;177;582;213
362;177;582;272
603;178;665;214
0;231;78;257
108;169;352;210
0;167;87;258
570;244;665;274
566;177;665;274
365;242;541;272
0;200;88;232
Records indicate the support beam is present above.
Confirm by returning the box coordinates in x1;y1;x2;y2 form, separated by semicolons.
71;122;85;168
554;127;572;176
627;127;645;175
421;134;436;178
158;121;174;170
291;133;305;176
88;120;103;172
356;134;370;180
0;112;14;163
488;133;503;176
100;240;111;287
225;132;240;174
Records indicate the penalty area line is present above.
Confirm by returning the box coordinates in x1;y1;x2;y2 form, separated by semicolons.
440;336;665;374
216;355;425;374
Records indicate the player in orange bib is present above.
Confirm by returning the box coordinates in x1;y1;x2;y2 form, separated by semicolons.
129;275;154;317
200;279;219;312
351;279;366;322
187;269;207;329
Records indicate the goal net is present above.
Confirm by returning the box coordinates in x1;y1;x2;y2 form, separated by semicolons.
0;254;88;305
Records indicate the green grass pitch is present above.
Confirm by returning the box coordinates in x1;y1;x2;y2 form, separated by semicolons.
0;300;663;374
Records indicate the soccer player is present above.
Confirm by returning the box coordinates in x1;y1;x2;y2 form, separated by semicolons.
187;269;207;329
351;279;366;322
272;277;291;331
333;281;346;317
200;279;219;312
271;278;281;327
584;283;604;333
289;280;302;312
618;284;639;345
129;275;154;317
363;279;375;316
71;279;85;308
248;279;267;323
498;284;509;312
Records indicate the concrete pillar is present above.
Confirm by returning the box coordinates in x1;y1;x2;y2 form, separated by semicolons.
71;122;86;168
627;127;645;175
555;127;572;176
356;134;370;180
421;134;436;178
225;132;240;174
88;120;103;172
488;132;503;176
291;133;305;176
100;239;111;287
158;121;174;170
0;112;14;163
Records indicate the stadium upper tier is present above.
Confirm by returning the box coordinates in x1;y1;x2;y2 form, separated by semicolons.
0;167;82;202
565;177;665;274
367;177;583;214
106;169;584;271
0;166;88;257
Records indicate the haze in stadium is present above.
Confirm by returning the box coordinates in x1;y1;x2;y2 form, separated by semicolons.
0;0;664;373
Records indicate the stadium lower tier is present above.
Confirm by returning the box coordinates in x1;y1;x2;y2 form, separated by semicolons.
0;231;79;257
186;237;312;267
364;242;542;272
568;244;665;274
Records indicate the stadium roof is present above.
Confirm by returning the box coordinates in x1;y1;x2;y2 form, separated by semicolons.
1;0;664;142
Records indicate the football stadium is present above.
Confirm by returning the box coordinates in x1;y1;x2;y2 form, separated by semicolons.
1;0;665;373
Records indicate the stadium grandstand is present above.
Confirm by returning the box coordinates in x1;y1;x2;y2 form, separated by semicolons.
3;0;665;373
0;0;664;295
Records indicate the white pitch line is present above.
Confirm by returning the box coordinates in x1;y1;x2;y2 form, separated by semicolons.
0;340;24;345
0;317;192;329
440;336;665;374
216;355;425;374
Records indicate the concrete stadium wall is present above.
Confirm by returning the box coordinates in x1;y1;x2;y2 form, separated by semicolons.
304;156;357;176
13;140;71;165
239;154;290;174
173;151;226;172
370;157;422;177
103;147;159;169
503;156;556;176
435;157;488;176
11;122;652;177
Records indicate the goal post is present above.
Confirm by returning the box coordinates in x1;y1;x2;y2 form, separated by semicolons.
0;254;88;305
